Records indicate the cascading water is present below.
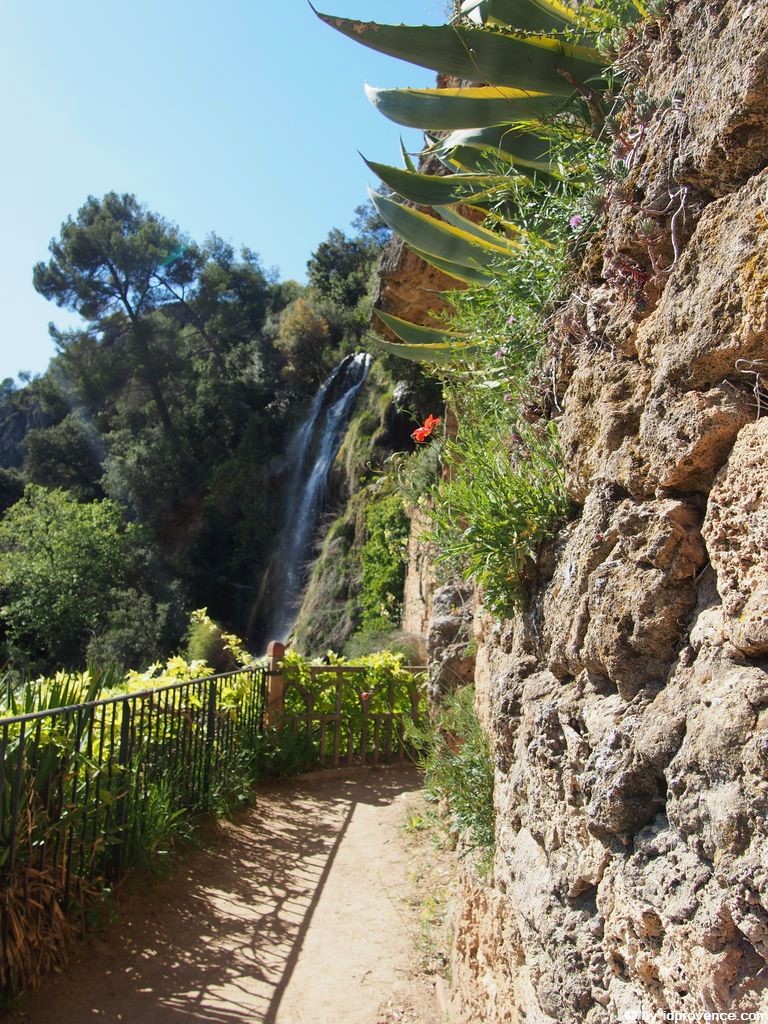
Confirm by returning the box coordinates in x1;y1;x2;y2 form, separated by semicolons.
265;352;371;642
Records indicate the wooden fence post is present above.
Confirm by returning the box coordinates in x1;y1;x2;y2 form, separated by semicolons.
266;641;286;727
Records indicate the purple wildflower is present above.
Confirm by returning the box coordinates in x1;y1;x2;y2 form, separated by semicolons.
569;214;583;229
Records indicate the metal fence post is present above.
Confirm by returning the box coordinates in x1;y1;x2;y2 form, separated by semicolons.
111;700;132;883
266;641;286;727
203;677;217;807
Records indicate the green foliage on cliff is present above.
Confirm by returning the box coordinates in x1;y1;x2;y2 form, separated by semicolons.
382;166;588;614
359;494;410;631
315;0;643;615
408;685;495;860
429;420;569;615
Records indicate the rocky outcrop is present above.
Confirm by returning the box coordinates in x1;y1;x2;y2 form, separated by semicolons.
439;2;768;1020
402;504;434;641
426;581;475;701
702;419;768;657
376;235;455;333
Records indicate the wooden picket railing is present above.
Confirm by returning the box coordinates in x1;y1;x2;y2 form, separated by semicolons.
265;642;426;768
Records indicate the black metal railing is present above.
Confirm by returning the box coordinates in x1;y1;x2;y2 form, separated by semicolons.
0;657;427;994
0;666;266;984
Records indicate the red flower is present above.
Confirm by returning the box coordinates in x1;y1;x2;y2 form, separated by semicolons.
361;691;369;701
411;413;441;444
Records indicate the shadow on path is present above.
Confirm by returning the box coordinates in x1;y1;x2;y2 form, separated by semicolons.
16;764;423;1024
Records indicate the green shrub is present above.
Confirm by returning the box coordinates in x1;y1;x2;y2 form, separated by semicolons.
426;418;570;616
0;486;143;670
252;726;320;778
391;441;442;508
184;610;240;673
359;494;409;631
408;685;495;861
124;772;195;873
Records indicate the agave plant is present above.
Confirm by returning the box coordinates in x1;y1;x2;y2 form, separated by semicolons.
315;0;645;361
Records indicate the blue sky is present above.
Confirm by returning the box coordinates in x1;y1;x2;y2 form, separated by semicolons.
0;1;447;382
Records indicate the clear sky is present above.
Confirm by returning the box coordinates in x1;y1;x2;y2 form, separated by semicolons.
0;0;447;382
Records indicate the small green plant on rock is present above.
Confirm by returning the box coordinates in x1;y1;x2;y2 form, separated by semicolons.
407;685;495;870
427;417;570;617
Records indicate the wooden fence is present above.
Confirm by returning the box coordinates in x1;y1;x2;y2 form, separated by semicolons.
265;642;426;768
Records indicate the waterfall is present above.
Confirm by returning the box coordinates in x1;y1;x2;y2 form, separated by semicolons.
266;352;371;642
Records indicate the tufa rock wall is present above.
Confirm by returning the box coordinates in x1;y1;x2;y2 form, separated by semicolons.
446;2;768;1020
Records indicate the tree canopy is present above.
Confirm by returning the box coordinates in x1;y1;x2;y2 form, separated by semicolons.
0;486;142;668
33;193;204;433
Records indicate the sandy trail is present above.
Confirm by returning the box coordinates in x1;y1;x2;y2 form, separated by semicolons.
16;764;441;1024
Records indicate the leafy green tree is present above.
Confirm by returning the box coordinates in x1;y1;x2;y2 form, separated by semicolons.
0;486;142;668
307;202;389;322
45;325;132;432
195;238;272;340
351;200;391;249
33;193;200;434
307;228;375;310
23;414;104;499
275;297;334;390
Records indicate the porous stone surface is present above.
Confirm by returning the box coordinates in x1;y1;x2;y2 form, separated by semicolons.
426;581;475;701
433;2;768;1020
375;234;455;331
402;505;435;643
702;418;768;656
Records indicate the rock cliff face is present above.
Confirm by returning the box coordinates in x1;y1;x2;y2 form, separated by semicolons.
398;2;768;1019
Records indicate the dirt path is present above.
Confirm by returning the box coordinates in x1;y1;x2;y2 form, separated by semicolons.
14;764;445;1024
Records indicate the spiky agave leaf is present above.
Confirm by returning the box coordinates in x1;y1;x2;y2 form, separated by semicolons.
369;189;518;273
363;156;518;209
312;12;602;93
424;132;565;184
459;0;580;32
410;247;495;285
430;124;572;177
435;205;527;248
461;0;645;30
399;138;417;173
364;83;569;131
367;334;481;364
374;308;466;346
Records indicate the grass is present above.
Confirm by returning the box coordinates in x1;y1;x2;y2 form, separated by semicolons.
428;417;570;617
407;686;496;877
